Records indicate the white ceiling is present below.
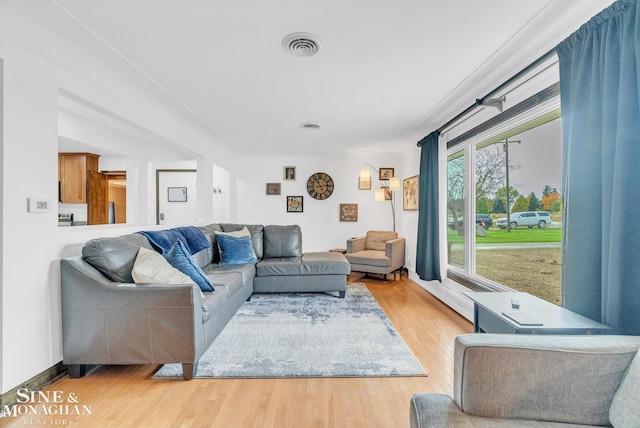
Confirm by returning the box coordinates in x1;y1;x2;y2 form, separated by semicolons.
22;1;616;153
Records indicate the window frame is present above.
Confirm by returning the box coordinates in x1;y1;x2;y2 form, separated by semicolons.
444;84;562;292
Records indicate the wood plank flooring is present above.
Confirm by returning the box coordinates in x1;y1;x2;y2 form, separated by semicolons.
2;275;472;428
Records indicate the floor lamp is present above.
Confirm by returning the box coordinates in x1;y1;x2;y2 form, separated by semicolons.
375;177;400;231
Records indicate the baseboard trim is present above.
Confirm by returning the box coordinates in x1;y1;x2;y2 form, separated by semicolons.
1;361;67;409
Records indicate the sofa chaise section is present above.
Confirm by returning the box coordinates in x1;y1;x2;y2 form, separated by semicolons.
253;225;350;296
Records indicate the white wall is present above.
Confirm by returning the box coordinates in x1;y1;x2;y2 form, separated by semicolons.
0;6;234;393
229;151;403;252
212;164;231;223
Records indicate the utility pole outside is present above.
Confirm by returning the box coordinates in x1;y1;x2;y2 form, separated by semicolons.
503;139;521;232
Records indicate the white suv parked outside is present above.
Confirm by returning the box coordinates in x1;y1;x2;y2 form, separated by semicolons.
496;211;552;229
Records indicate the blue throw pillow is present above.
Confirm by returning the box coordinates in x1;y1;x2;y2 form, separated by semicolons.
216;234;258;265
165;240;215;292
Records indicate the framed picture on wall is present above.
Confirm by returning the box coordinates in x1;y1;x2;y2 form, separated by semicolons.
340;204;358;222
287;196;303;212
379;167;394;180
403;175;419;210
383;186;392;200
266;183;281;195
284;166;296;181
168;187;188;202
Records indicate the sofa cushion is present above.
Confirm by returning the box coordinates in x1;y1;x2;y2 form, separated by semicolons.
219;223;264;259
302;252;351;275
257;257;302;276
365;230;398;251
203;263;256;285
83;234;153;283
199;224;223;263
215;234;258;265
165;241;215;292
610;350;640;427
263;225;302;258
200;284;230;323
206;271;245;300
455;334;638;426
345;250;390;267
191;247;212;269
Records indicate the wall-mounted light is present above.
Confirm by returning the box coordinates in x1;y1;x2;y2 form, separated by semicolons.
358;168;371;189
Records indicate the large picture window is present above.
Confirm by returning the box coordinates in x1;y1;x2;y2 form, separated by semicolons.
446;91;563;305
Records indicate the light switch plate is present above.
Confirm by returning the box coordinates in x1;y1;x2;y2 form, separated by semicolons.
28;198;49;213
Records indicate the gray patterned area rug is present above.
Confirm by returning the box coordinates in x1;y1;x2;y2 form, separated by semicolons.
153;282;426;379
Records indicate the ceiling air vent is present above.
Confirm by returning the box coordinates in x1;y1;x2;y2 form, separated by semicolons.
282;33;322;57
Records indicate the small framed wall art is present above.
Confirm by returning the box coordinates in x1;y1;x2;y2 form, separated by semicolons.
168;187;188;202
340;204;358;222
286;195;303;213
382;186;392;200
283;166;296;181
379;167;394;180
403;175;419;210
266;183;281;195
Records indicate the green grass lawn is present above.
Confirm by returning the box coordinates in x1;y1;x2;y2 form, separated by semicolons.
448;227;562;244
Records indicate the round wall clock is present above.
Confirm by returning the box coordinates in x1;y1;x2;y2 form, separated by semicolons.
306;172;334;200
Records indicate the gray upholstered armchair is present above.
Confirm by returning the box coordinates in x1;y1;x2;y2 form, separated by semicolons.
345;230;405;280
410;333;640;427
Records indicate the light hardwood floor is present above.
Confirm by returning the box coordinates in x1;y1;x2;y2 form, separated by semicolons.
2;275;472;428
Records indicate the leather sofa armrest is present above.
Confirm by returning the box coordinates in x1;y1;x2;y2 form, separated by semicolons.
346;236;366;253
385;238;405;271
61;257;200;310
453;334;640;425
60;256;205;369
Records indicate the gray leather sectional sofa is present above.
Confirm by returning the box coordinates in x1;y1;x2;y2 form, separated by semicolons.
60;223;350;380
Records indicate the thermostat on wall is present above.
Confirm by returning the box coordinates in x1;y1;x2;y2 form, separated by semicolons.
28;198;49;213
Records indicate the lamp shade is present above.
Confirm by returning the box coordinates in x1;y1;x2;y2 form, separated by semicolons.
375;188;386;202
360;168;370;180
389;176;400;191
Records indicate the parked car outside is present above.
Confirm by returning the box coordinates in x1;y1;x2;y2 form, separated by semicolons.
496;211;552;229
448;214;493;230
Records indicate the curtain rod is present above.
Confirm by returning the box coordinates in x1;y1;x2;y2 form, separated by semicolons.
417;47;558;146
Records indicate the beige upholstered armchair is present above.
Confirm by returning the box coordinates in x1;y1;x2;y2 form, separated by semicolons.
345;230;405;280
410;334;640;427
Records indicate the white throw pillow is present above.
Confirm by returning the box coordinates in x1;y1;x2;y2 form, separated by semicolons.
132;247;204;296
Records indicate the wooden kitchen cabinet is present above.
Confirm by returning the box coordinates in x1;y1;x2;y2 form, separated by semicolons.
58;153;99;203
87;170;108;225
